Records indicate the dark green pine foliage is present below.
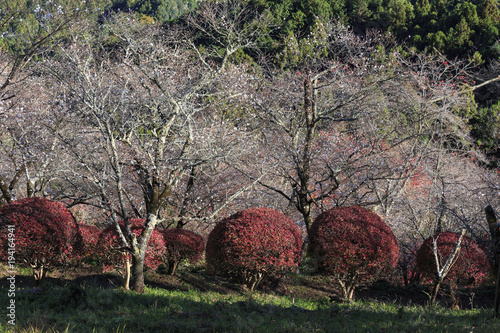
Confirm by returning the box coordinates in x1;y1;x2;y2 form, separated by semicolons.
248;0;500;61
111;0;198;23
105;0;500;61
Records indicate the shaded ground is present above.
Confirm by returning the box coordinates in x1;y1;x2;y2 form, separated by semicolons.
1;264;496;311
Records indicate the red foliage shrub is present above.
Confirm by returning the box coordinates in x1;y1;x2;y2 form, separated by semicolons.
416;231;491;287
0;197;78;284
73;224;102;264
97;218;166;271
309;206;399;300
160;228;205;275
206;207;302;291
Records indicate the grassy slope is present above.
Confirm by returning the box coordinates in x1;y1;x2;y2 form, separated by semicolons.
0;264;499;332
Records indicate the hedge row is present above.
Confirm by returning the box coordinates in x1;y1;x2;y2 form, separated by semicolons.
0;197;493;300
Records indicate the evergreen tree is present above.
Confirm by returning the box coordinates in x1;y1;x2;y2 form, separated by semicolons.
111;0;197;23
448;17;473;54
383;0;414;34
477;0;500;26
414;0;430;19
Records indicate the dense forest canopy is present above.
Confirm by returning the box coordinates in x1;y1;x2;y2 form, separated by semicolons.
244;0;500;59
109;0;198;22
2;0;500;59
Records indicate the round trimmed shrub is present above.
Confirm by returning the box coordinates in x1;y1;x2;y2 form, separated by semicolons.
160;228;205;275
73;224;102;265
0;197;78;285
416;231;490;287
98;218;166;271
206;207;302;291
309;205;399;300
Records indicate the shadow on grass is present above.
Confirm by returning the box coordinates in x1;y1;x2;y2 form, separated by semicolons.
1;268;499;333
1;269;495;310
356;280;496;310
0;269;246;296
1;275;499;333
0;273;123;290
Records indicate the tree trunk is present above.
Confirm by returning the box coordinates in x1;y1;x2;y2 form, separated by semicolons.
448;282;460;310
495;260;500;317
297;76;316;240
347;285;355;301
485;205;499;272
429;229;466;307
430;277;443;306
300;204;314;257
175;166;198;229
484;205;500;317
130;215;160;293
302;205;313;237
337;280;355;302
167;260;179;276
30;259;47;287
337;274;357;302
131;252;145;293
247;272;264;292
123;255;131;290
32;266;47;288
0;169;24;206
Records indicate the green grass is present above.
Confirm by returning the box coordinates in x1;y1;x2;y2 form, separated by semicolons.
1;281;500;332
1;263;500;332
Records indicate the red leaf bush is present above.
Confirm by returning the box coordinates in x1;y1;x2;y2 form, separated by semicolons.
97;218;166;271
416;231;491;287
0;197;78;285
160;228;205;275
309;206;399;300
206;207;302;291
73;224;102;265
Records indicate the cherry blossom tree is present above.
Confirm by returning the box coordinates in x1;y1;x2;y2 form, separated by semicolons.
40;1;270;293
0;72;67;208
244;22;497;245
0;1;105;207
